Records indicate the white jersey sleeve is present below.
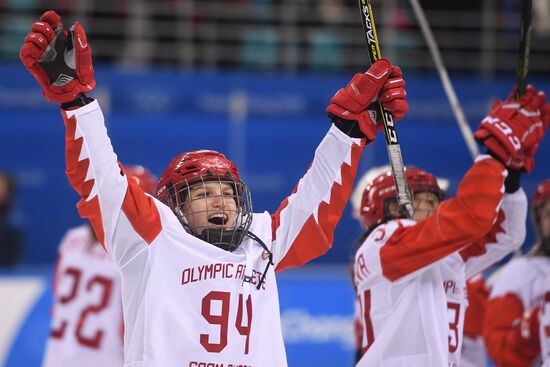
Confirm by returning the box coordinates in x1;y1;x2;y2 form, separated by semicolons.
270;125;364;271
489;257;548;306
540;271;550;364
355;156;508;287
461;188;527;279
62;101;164;267
485;256;550;367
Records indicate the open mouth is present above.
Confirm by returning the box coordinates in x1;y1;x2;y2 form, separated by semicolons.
208;213;229;226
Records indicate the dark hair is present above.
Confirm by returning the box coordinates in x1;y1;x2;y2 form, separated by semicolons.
0;171;16;208
531;237;550;257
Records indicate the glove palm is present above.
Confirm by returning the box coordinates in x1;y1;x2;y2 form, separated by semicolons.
474;85;549;173
20;11;95;104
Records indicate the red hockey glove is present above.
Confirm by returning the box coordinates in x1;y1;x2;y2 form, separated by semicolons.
378;65;408;122
474;85;549;173
518;307;541;346
524;90;550;173
20;11;95;104
327;59;408;140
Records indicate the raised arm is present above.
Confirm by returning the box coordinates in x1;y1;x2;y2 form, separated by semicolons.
460;85;550;278
20;11;162;265
483;259;542;367
378;155;507;282
375;85;549;283
272;60;408;271
460;186;527;280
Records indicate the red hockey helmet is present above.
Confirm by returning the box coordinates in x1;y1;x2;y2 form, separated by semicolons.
156;150;253;251
125;165;157;195
531;179;550;237
157;150;242;201
360;167;442;229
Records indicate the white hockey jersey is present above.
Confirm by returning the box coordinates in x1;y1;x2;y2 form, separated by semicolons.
540;271;550;366
461;275;489;367
60;101;365;367
485;255;550;367
42;225;124;367
354;156;527;367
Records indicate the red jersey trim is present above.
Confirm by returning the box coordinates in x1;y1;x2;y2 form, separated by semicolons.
483;293;541;367
380;157;506;281
121;178;162;245
63;112;107;248
459;209;505;262
275;143;363;271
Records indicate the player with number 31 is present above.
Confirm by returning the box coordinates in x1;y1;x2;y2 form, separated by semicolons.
352;86;549;367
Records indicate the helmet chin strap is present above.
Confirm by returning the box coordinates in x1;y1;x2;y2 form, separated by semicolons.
175;207;246;252
540;236;550;257
172;202;271;288
196;228;274;290
197;227;246;252
242;230;274;290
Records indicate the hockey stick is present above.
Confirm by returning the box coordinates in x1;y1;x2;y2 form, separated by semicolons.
408;0;479;161
515;0;533;99
514;0;533;258
358;0;414;218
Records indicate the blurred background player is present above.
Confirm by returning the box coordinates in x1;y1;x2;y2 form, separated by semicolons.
352;85;549;366
349;165;452;364
42;166;156;367
540;269;550;367
20;10;408;366
483;178;550;367
349;165;391;364
351;167;490;367
0;170;24;267
462;274;490;367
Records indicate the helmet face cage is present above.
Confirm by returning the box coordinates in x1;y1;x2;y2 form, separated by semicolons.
165;175;253;250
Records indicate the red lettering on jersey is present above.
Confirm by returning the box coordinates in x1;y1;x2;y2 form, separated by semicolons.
204;264;213;279
213;263;223;278
443;280;461;296
182;268;191;285
447;302;461;353
354;254;371;286
235;264;245;279
188;362;253;367
224;263;233;278
181;263;266;288
50;267;114;349
373;228;385;241
191;267;199;283
545;291;550;337
197;265;206;280
188;362;226;367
